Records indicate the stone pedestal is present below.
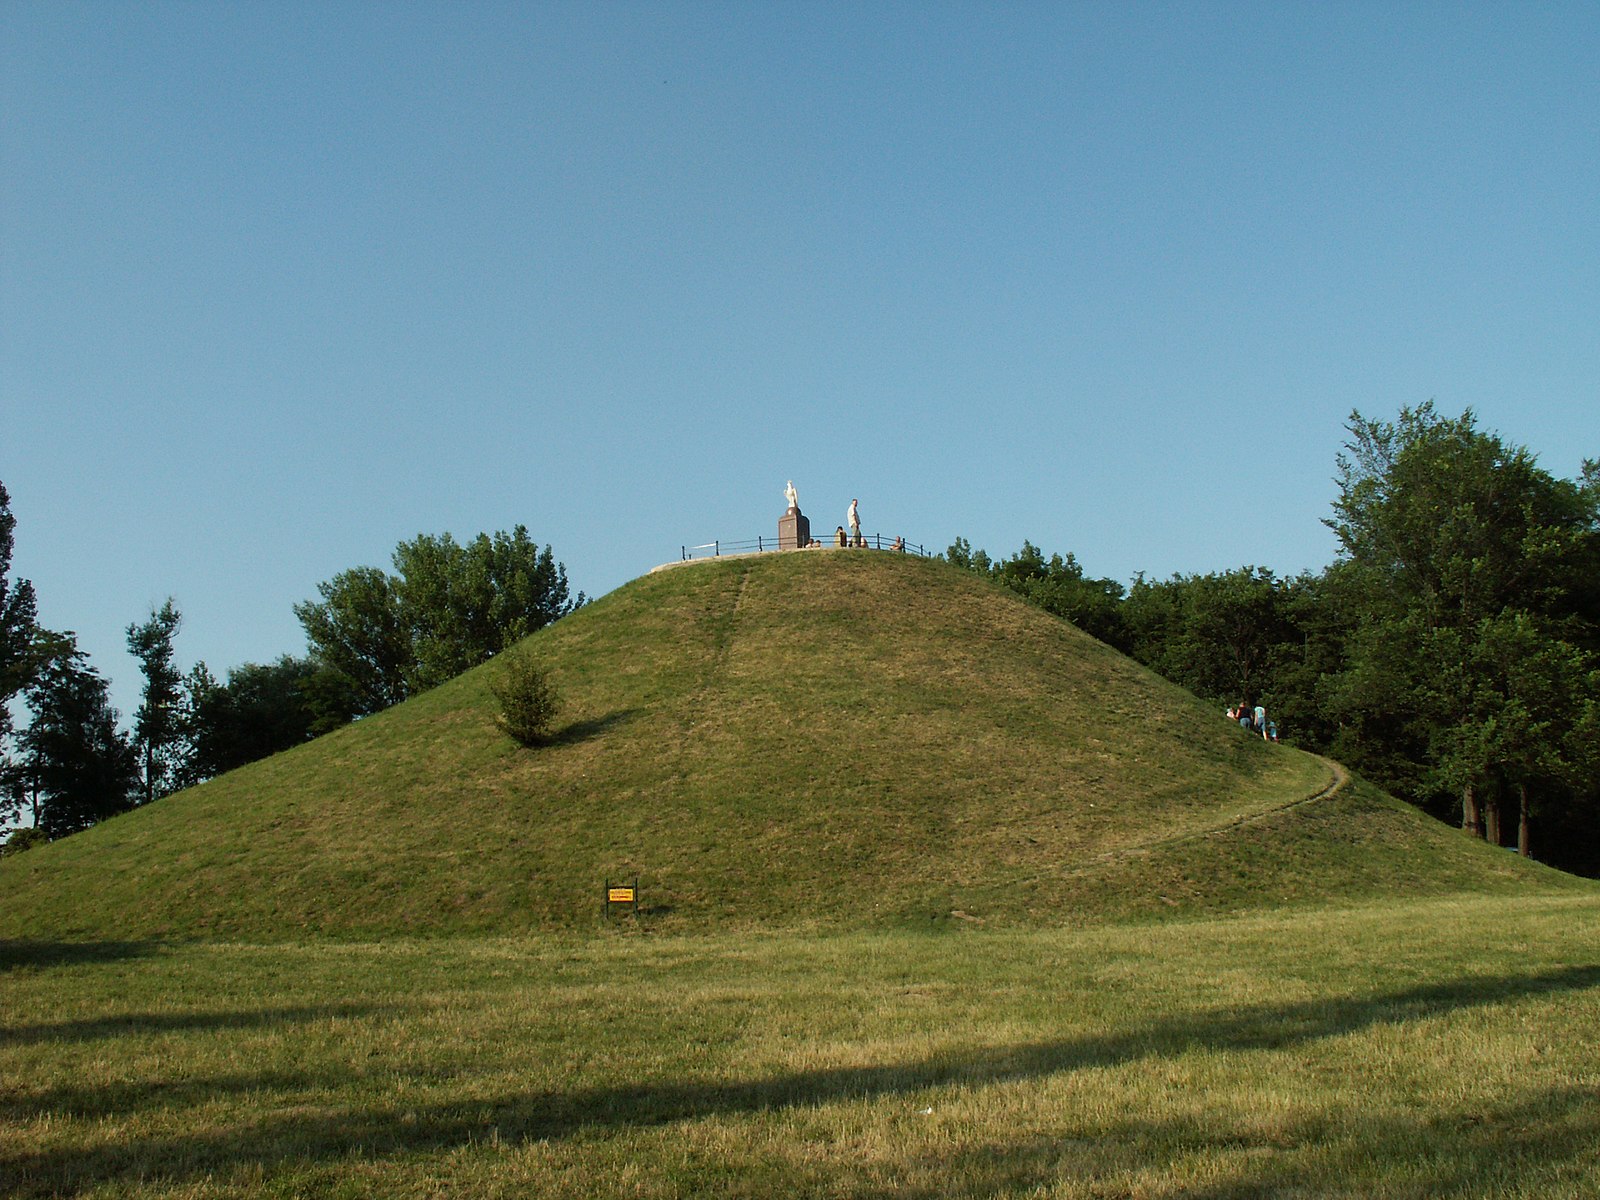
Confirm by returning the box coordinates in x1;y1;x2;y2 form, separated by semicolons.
778;508;811;550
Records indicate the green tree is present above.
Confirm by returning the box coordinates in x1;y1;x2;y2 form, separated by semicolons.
1264;568;1357;752
297;664;368;736
185;656;321;779
990;542;1129;650
945;536;993;575
1;826;46;856
0;481;39;725
1326;403;1599;863
1;481;72;826
294;566;413;717
393;526;581;692
1329;405;1591;630
296;529;580;718
1430;612;1597;854
20;647;140;838
126;598;185;804
1124;567;1297;714
1;481;40;822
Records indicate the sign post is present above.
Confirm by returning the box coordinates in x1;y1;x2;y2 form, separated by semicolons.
605;877;639;920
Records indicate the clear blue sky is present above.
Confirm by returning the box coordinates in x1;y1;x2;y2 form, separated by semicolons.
3;2;1597;720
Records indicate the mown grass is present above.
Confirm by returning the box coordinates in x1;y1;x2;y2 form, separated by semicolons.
0;552;1577;943
4;892;1598;1198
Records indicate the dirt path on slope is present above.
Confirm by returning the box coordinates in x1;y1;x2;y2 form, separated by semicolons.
1065;755;1352;876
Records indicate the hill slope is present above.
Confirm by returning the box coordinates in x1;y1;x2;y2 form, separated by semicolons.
1;551;1579;940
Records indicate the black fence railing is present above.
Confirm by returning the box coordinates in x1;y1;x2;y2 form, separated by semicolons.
680;534;935;562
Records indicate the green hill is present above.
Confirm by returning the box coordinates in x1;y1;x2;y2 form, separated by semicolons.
0;551;1578;940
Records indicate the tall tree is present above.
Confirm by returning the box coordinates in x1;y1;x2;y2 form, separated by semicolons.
0;482;38;723
295;528;580;718
1265;567;1358;753
20;647;140;838
294;566;412;718
392;526;581;691
1;481;38;821
1;481;72;826
126;598;185;804
1433;612;1597;855
1326;403;1599;858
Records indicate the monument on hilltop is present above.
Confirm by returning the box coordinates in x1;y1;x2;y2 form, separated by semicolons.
779;479;811;550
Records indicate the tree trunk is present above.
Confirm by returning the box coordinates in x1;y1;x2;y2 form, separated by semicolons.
1484;794;1502;847
1461;781;1482;839
1518;782;1532;858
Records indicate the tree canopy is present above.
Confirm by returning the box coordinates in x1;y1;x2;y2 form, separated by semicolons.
1324;404;1599;852
295;526;582;718
18;646;139;838
184;656;322;780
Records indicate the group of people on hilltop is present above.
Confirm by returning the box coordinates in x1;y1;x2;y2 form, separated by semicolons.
1227;702;1278;742
832;526;905;550
787;483;906;552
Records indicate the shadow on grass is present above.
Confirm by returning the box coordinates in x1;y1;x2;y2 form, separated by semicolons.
0;940;164;973
806;1083;1600;1200
550;708;640;746
0;1002;399;1049
6;964;1598;1196
0;1068;367;1123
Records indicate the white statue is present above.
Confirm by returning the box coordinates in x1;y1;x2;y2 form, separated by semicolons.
785;480;799;511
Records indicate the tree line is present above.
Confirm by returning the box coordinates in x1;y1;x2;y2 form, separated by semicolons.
5;403;1596;873
948;404;1600;875
0;503;579;846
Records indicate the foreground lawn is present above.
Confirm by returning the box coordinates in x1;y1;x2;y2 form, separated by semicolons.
4;893;1598;1198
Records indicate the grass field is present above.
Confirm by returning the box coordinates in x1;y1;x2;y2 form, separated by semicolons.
5;892;1598;1198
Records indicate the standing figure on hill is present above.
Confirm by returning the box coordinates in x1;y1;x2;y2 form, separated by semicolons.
785;480;799;512
1253;704;1267;738
847;498;861;546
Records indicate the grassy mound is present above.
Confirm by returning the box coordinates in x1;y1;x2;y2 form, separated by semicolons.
0;551;1578;940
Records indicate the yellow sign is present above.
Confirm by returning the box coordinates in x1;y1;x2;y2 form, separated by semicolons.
607;887;636;904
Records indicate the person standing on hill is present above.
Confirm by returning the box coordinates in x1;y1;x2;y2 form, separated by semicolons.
847;498;861;546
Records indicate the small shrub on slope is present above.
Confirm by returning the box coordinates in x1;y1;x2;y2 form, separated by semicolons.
491;648;562;747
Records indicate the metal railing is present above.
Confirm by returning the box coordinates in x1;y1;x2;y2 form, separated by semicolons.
680;533;935;562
